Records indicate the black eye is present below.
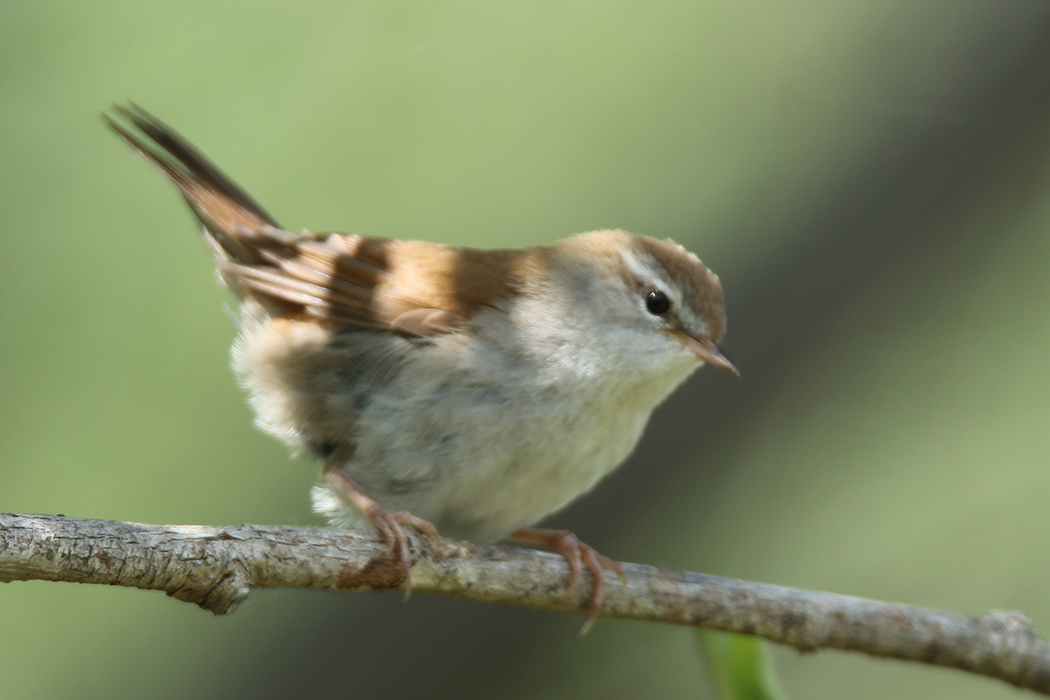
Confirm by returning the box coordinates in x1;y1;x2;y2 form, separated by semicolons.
646;289;671;316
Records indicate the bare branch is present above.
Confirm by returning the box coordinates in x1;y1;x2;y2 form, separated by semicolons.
2;513;1048;694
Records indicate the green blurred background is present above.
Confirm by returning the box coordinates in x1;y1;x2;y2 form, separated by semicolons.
2;2;1049;698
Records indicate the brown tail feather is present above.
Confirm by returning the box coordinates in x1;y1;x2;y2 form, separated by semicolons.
105;103;285;264
106;105;407;328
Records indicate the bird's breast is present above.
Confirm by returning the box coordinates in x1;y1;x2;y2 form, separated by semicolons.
421;345;700;540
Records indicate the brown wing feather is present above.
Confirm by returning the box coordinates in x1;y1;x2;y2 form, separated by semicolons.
107;104;528;337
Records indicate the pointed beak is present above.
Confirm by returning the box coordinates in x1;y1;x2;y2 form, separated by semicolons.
667;330;740;376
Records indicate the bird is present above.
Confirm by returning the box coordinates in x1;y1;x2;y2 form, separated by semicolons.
105;103;738;620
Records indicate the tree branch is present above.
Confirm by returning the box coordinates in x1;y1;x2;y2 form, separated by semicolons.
2;513;1048;695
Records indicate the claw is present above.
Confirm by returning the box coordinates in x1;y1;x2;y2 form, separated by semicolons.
510;528;626;632
323;467;440;585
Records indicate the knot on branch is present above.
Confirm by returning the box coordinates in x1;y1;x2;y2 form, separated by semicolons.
167;560;253;615
975;610;1050;688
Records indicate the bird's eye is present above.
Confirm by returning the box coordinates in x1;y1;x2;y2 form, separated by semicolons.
646;289;671;316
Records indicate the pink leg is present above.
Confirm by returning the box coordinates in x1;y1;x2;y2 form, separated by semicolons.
324;467;439;578
510;528;627;629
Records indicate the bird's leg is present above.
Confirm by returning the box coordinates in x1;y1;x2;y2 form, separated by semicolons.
509;528;627;631
323;465;439;578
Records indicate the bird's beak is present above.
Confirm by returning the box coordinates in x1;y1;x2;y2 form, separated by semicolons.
667;330;740;376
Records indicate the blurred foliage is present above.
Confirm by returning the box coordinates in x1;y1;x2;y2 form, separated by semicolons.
700;631;787;700
1;2;1049;699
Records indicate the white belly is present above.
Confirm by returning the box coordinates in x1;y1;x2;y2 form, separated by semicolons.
406;345;701;540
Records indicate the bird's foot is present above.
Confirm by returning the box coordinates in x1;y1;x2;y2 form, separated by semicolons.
323;468;439;581
363;503;440;578
510;528;627;632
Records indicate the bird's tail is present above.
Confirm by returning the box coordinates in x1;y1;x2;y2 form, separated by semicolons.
107;104;395;325
105;103;292;268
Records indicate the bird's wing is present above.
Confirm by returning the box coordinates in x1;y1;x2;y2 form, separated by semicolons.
107;104;526;337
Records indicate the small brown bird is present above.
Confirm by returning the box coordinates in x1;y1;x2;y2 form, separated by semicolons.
106;104;737;619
